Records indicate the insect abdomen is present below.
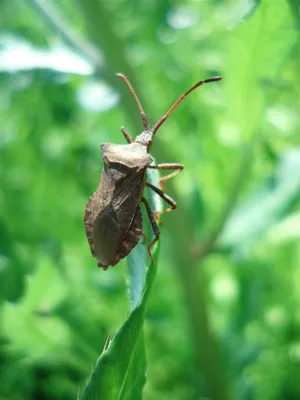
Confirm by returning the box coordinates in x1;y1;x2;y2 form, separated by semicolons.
109;206;143;267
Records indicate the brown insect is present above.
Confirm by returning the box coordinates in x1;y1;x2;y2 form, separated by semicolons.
84;73;222;269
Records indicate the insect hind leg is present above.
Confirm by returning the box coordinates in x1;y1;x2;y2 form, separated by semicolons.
145;182;176;224
141;197;160;264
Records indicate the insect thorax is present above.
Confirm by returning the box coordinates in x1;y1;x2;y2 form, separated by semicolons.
101;142;153;170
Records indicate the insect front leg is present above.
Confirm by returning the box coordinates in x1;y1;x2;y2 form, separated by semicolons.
141;197;160;264
145;182;176;224
148;163;183;192
120;126;134;143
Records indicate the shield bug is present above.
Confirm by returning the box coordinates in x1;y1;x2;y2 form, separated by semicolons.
84;73;222;269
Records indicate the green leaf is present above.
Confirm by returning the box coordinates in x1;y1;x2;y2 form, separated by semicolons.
80;243;160;400
220;149;300;252
242;0;261;22
223;0;296;139
0;219;25;302
1;256;70;361
127;241;146;310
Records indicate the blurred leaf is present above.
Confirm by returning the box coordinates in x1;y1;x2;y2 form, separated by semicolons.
220;149;300;252
265;212;300;244
3;303;71;361
0;255;24;302
0;219;25;302
187;184;206;237
166;7;198;30
223;0;296;140
287;0;300;25
2;256;70;361
242;0;261;21
0;34;95;74
22;255;67;312
76;80;120;112
226;0;261;30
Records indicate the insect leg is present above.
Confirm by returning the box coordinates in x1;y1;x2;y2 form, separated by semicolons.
140;231;147;244
141;197;160;264
120;126;134;143
145;182;176;224
148;163;184;192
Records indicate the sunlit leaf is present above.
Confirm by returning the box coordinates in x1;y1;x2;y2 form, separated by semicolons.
0;35;95;75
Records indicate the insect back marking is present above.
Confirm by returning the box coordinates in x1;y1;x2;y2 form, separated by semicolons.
84;73;222;269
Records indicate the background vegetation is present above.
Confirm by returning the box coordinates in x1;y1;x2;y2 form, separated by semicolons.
1;0;300;399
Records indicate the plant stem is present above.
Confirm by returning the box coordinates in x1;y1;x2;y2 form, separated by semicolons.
28;0;102;68
192;142;255;262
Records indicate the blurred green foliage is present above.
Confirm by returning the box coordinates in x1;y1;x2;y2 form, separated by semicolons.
1;0;300;399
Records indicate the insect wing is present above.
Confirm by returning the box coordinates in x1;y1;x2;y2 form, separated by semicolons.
110;205;143;266
93;203;122;266
111;169;145;238
85;163;147;267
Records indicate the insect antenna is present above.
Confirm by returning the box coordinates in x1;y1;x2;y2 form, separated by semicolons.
116;73;149;130
152;76;222;135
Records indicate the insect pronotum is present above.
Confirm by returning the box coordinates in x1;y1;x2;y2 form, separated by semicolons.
84;73;222;269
